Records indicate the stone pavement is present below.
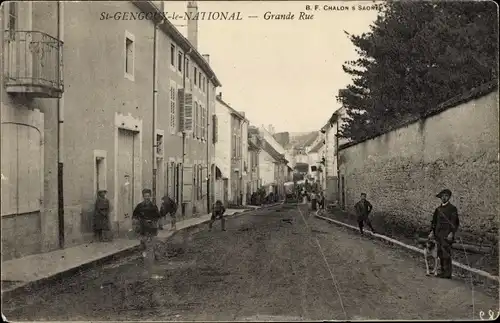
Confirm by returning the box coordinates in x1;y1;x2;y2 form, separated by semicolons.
1;204;278;297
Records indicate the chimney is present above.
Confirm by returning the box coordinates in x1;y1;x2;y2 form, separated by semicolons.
202;54;210;64
187;1;198;49
239;111;245;118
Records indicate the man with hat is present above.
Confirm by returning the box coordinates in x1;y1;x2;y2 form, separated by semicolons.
429;189;460;279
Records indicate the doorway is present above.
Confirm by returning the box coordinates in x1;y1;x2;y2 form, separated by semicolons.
117;129;135;231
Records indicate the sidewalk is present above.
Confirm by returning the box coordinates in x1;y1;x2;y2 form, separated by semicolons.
1;203;282;298
314;210;499;284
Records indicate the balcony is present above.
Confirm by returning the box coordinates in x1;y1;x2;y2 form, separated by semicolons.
5;30;64;98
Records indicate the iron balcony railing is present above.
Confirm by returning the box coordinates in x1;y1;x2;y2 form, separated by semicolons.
5;30;64;93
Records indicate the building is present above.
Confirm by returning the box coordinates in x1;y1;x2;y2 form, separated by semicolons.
0;1;220;260
214;93;249;206
247;131;262;201
254;125;288;198
316;106;349;204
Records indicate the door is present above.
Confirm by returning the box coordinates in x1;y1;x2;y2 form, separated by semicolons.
223;179;228;207
117;129;135;229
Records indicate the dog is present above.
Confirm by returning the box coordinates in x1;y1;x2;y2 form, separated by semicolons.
421;238;440;276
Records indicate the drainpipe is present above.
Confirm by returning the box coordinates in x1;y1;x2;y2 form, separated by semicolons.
181;48;192;217
152;19;161;204
57;1;65;249
336;121;340;204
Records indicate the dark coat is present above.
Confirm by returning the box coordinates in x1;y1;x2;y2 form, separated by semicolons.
133;201;161;235
212;203;226;218
94;197;110;230
160;196;177;217
355;200;372;220
431;203;459;238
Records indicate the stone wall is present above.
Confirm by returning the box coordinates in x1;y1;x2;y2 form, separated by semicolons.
338;89;499;243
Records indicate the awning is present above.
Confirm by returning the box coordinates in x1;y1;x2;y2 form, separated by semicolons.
215;164;229;179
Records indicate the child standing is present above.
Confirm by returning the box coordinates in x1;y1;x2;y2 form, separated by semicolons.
209;200;226;231
93;190;111;242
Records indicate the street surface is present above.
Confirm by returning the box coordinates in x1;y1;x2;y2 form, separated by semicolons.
3;204;498;321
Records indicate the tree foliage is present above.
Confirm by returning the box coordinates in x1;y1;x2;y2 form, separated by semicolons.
337;0;499;141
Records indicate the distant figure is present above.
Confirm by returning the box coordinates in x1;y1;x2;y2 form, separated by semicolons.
93;190;111;242
355;193;375;234
209;200;226;231
429;189;460;279
311;191;318;210
160;194;178;231
319;191;325;210
133;189;161;257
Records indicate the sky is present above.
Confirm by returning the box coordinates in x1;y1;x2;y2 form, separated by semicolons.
163;1;380;133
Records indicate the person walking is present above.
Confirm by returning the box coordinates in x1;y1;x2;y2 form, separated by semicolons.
429;189;460;279
159;194;178;230
319;191;326;210
133;189;161;261
355;193;376;234
310;191;318;211
93;190;111;242
209;200;226;231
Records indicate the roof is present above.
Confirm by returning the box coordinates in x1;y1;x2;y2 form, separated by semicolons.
134;1;221;87
216;96;248;122
308;138;325;153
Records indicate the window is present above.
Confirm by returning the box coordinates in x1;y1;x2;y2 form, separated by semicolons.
198;72;202;88
232;133;236;157
202;76;205;92
194;67;198;85
170;85;177;133
125;36;134;78
185;59;190;79
8;2;17;40
177;51;183;72
170;44;175;66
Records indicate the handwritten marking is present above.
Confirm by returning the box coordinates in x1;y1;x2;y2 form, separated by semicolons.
480;310;500;320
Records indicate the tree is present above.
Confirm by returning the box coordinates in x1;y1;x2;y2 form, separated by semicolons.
337;0;498;142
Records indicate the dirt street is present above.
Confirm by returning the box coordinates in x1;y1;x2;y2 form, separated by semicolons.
2;204;498;321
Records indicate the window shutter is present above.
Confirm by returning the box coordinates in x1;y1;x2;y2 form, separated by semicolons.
178;89;185;132
212;114;218;144
197;104;202;139
193;102;198;138
182;164;193;203
202;106;206;140
183;93;194;133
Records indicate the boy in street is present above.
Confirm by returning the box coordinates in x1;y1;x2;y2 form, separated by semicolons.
209;200;226;231
159;194;178;230
429;189;460;279
133;189;161;258
355;193;376;234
